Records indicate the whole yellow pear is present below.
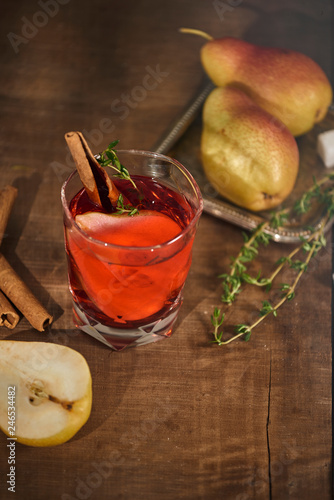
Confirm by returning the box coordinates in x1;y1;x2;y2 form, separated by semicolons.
201;87;299;212
200;36;332;137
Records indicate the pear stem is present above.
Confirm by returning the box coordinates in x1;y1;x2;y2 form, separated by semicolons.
179;28;213;41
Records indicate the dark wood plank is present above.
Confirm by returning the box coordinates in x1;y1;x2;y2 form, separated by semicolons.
0;1;332;499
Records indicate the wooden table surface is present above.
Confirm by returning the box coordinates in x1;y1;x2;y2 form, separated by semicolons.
0;1;332;499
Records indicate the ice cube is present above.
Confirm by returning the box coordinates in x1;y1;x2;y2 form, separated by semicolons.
317;130;334;168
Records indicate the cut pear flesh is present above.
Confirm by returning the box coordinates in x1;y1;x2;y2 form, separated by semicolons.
0;341;92;447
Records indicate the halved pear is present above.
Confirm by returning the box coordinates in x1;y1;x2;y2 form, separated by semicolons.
0;341;92;447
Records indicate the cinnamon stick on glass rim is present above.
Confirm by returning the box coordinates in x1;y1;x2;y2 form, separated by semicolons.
65;131;120;210
0;253;53;332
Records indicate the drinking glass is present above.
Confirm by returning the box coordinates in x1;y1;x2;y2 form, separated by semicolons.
61;150;203;350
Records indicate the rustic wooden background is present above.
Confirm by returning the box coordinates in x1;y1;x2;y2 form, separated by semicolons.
0;0;332;499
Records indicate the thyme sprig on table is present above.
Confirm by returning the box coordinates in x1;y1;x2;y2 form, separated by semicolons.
294;172;334;215
219;210;289;305
97;140;139;216
211;174;334;346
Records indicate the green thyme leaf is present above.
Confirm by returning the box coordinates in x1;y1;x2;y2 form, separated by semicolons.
97;140;137;191
210;173;334;345
115;193;139;216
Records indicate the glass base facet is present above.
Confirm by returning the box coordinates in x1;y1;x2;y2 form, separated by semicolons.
72;300;180;351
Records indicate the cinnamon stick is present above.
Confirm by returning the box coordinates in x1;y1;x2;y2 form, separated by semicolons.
0;290;19;329
0;185;17;245
0;185;20;329
0;253;53;332
65;131;120;208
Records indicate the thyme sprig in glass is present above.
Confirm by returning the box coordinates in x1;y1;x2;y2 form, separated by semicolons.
97;140;137;190
211;175;334;346
114;194;139;216
97;140;139;216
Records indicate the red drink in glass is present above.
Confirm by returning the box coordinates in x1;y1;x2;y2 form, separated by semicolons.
61;150;203;350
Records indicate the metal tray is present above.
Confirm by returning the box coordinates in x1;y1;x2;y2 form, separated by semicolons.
153;81;334;243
